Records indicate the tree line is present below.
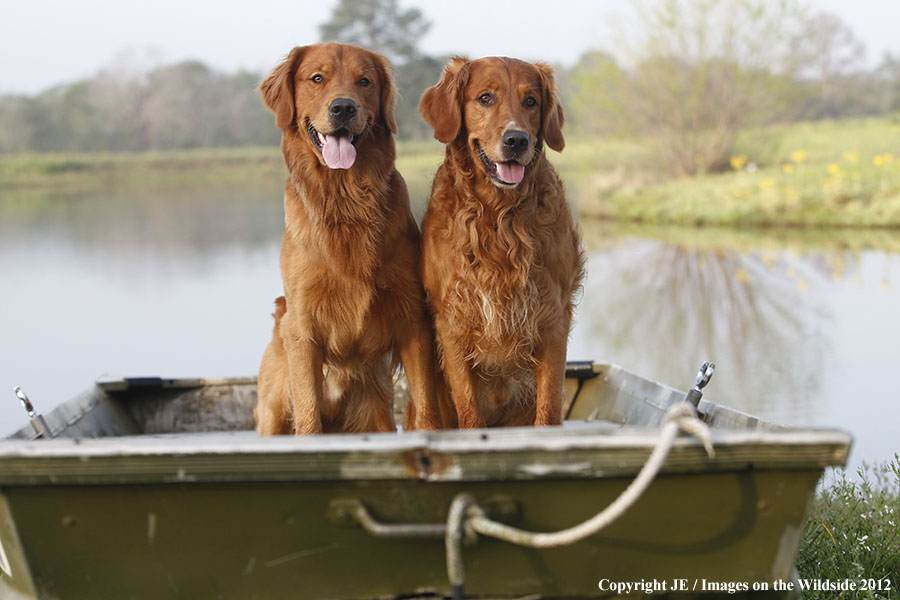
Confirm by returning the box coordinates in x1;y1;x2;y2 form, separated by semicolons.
2;0;899;175
0;63;278;152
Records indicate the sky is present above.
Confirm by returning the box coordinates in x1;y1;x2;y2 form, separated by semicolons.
1;0;898;96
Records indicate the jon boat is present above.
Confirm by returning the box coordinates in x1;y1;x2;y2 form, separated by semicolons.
0;362;851;599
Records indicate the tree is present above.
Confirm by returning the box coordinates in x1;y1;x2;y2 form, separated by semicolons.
319;0;430;65
393;55;446;140
0;97;30;152
793;12;866;119
139;61;220;149
594;0;811;176
877;53;900;112
563;51;629;136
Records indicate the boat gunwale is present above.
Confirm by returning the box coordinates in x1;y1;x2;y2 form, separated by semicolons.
0;425;852;485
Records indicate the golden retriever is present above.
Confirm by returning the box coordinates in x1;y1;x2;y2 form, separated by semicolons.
419;57;585;428
254;43;441;434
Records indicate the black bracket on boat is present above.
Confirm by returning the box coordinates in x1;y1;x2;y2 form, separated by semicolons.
13;386;53;439
563;361;601;419
685;361;715;410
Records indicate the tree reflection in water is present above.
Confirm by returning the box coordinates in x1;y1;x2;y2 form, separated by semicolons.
572;224;840;421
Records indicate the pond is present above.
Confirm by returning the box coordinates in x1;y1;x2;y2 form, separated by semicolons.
1;172;898;474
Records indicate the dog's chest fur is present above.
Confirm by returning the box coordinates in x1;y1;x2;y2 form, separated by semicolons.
283;183;393;361
443;200;550;374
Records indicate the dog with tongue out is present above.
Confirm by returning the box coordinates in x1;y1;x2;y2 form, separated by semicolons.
253;43;443;436
417;56;585;430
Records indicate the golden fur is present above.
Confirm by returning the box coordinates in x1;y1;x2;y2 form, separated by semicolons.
254;43;441;434
419;57;585;428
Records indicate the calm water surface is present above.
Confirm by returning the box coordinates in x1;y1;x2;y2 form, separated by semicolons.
2;177;898;473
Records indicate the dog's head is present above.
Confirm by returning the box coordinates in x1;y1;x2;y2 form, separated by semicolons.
420;56;565;188
260;43;397;170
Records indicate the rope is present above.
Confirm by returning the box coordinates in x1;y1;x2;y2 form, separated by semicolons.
445;493;478;600
445;402;714;595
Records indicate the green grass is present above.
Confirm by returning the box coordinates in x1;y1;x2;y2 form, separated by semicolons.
0;147;286;192
0;144;444;193
797;455;900;599
578;115;900;228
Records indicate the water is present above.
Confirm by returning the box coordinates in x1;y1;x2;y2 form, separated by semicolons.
2;177;898;473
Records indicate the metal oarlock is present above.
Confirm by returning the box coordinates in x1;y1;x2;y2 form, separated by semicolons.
685;361;716;409
14;386;52;439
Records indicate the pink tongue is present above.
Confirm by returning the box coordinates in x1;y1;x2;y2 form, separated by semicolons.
496;162;524;184
322;135;357;169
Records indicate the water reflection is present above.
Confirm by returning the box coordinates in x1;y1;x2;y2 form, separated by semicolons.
574;223;834;419
1;182;285;258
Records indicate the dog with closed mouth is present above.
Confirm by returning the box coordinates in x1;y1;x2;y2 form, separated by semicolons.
254;43;441;435
419;56;585;428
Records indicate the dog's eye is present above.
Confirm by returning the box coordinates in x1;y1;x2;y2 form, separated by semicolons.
311;74;324;84
524;96;538;108
358;77;370;87
478;93;494;106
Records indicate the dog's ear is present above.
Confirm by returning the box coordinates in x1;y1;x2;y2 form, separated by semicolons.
260;46;308;130
535;62;565;152
419;57;470;143
371;52;398;135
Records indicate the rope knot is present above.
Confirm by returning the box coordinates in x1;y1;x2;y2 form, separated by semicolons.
664;402;716;458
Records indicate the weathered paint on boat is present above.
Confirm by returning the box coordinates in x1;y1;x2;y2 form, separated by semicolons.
0;363;851;599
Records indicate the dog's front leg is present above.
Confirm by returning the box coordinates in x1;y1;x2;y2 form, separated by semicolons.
287;339;325;434
280;314;324;434
436;326;485;429
533;335;567;426
398;318;442;430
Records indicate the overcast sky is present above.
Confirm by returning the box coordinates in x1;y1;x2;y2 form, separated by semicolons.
1;0;898;95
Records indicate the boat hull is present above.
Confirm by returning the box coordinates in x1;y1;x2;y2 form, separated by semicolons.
0;364;850;599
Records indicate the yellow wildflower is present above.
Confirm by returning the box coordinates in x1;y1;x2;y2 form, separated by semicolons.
874;153;895;166
730;155;748;170
790;150;807;164
843;151;859;164
759;178;776;190
827;163;843;176
783;163;795;174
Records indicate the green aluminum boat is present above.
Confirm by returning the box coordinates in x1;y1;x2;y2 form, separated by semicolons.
0;362;851;599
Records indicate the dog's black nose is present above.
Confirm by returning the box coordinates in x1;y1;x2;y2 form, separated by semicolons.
502;129;530;154
329;98;358;122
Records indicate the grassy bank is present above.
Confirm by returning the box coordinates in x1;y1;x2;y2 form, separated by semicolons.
0;143;445;195
579;115;900;228
797;456;900;599
0;147;286;192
